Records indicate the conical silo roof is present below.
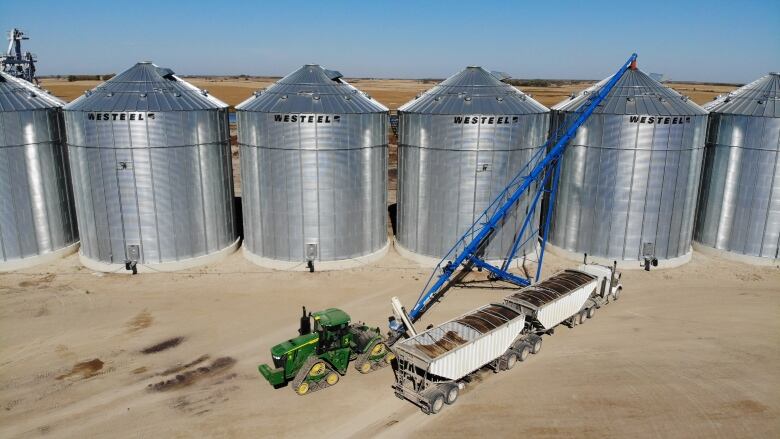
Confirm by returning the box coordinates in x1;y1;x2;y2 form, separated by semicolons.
65;62;227;112
553;68;707;116
399;66;548;114
0;71;64;111
704;72;779;118
236;64;388;114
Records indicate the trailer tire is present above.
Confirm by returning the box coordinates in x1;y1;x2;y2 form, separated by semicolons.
445;386;459;405
504;353;517;370
518;344;531;361
613;288;621;301
578;311;587;324
532;338;542;354
587;307;595;319
430;394;445;414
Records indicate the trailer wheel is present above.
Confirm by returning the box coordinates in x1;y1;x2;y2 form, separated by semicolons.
430;394;445;414
578;311;587;324
518;344;531;361
531;338;542;354
445;386;459;405
504;353;517;370
613;288;621;301
587;307;596;319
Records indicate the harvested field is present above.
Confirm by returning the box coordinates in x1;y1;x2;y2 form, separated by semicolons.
39;77;738;110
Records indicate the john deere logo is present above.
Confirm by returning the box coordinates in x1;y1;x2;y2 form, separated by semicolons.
273;114;341;123
87;112;155;121
628;115;691;125
453;116;519;125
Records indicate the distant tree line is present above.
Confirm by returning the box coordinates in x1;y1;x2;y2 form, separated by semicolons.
65;74;115;82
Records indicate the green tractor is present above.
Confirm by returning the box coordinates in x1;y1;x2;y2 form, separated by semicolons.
258;307;394;395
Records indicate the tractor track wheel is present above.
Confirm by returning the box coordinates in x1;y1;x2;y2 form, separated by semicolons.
309;362;326;378
578;311;586;324
371;343;387;357
296;382;309;396
359;362;372;374
326;372;339;386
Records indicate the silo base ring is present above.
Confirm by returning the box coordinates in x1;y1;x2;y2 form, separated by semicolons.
78;237;240;274
243;239;390;271
0;242;80;272
692;242;779;267
545;243;692;270
393;237;540;269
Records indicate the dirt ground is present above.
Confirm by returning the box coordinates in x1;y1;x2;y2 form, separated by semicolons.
39;77;738;110
0;246;778;438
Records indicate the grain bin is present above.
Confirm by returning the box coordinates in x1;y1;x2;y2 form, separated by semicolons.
64;62;238;273
236;65;389;270
694;73;780;264
549;64;708;268
396;67;549;264
0;72;78;271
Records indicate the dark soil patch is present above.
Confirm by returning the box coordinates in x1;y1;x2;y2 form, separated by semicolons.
141;337;184;354
57;359;104;380
148;357;236;392
18;274;56;288
126;310;153;332
161;355;210;376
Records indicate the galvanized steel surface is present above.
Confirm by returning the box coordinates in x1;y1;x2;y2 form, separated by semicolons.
394;303;525;380
549;69;708;261
397;66;550;260
64;63;236;265
0;72;78;264
694;73;780;259
504;270;597;329
237;65;388;262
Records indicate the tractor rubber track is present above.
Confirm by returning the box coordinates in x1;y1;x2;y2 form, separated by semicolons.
354;340;392;374
290;357;337;396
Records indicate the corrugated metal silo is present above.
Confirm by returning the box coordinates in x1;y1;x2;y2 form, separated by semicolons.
694;73;780;264
0;72;78;270
396;67;549;264
64;62;238;272
236;65;389;269
549;65;708;267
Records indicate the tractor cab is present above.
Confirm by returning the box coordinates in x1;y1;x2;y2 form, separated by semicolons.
309;308;352;353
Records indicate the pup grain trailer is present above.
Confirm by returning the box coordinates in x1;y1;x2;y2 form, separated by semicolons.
391;267;620;414
504;268;606;331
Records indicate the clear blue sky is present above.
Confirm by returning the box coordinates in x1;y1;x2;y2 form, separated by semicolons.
1;0;778;83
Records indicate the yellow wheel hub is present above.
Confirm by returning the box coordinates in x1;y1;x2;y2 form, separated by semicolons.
296;382;309;395
326;372;339;385
309;362;326;377
371;343;386;356
385;353;396;363
359;362;371;374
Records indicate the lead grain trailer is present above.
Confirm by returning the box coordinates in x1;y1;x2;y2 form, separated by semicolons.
391;265;621;414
